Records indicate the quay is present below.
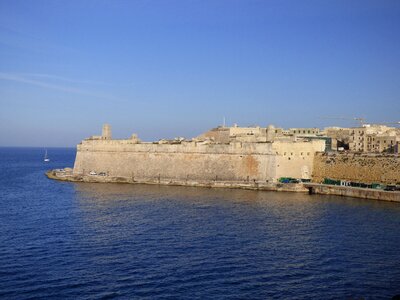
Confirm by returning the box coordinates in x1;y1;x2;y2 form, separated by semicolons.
46;170;308;193
46;170;400;202
305;183;400;202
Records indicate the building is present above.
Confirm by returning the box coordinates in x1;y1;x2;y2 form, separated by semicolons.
74;124;326;183
289;128;320;136
349;125;399;153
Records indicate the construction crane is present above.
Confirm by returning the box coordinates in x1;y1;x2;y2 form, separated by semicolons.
320;116;366;127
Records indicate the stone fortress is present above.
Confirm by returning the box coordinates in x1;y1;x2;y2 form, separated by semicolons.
47;122;400;201
71;124;325;184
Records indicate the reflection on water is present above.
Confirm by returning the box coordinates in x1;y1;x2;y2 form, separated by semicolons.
1;146;400;300
68;182;400;299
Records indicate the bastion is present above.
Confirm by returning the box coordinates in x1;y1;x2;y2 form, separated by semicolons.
48;124;324;190
47;124;400;201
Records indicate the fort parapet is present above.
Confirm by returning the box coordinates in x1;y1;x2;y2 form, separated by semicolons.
72;125;325;184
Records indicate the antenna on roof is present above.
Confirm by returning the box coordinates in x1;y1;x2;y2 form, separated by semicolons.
223;116;226;128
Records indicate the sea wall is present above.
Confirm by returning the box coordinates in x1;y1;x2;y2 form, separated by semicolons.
312;152;400;184
273;141;321;179
74;141;275;182
306;183;400;202
73;139;324;183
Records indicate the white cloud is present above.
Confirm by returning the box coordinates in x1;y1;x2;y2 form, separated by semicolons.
0;72;119;100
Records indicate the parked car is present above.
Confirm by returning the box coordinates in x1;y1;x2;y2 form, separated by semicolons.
98;172;107;176
89;171;97;175
384;185;396;191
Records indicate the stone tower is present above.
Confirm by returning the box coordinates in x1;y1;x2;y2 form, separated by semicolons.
102;124;112;140
266;124;276;142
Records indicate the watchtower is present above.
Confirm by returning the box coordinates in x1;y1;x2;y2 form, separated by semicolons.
102;124;112;140
266;124;276;142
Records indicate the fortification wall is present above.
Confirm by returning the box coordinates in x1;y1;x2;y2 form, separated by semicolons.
273;140;324;179
74;151;274;182
312;152;400;184
73;139;324;183
76;139;274;154
74;141;276;182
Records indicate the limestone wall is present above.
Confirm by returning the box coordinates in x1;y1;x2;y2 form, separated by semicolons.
312;152;400;184
273;140;325;179
74;141;275;182
73;139;324;183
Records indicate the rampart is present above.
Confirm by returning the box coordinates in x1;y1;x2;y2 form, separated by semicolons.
47;125;400;202
312;152;400;184
72;139;325;183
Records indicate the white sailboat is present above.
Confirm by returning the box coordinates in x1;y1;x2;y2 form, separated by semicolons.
44;149;50;162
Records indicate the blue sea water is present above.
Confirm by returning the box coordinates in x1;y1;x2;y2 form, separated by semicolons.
0;147;400;299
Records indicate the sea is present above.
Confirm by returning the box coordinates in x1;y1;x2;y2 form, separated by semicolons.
0;147;399;299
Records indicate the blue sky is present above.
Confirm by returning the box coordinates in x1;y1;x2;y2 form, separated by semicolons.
0;0;399;146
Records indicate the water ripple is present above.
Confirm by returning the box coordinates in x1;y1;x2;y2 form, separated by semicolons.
1;148;400;299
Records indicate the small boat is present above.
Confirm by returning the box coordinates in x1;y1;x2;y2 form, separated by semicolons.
44;149;50;162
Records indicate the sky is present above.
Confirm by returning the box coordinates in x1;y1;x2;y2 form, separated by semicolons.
0;0;399;146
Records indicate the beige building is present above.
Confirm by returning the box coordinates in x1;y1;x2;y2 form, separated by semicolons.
366;130;399;153
197;124;275;143
197;123;399;153
324;124;400;153
324;127;351;150
197;124;322;144
289;128;320;136
349;125;399;153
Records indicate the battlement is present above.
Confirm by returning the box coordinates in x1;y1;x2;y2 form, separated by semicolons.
72;124;325;183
